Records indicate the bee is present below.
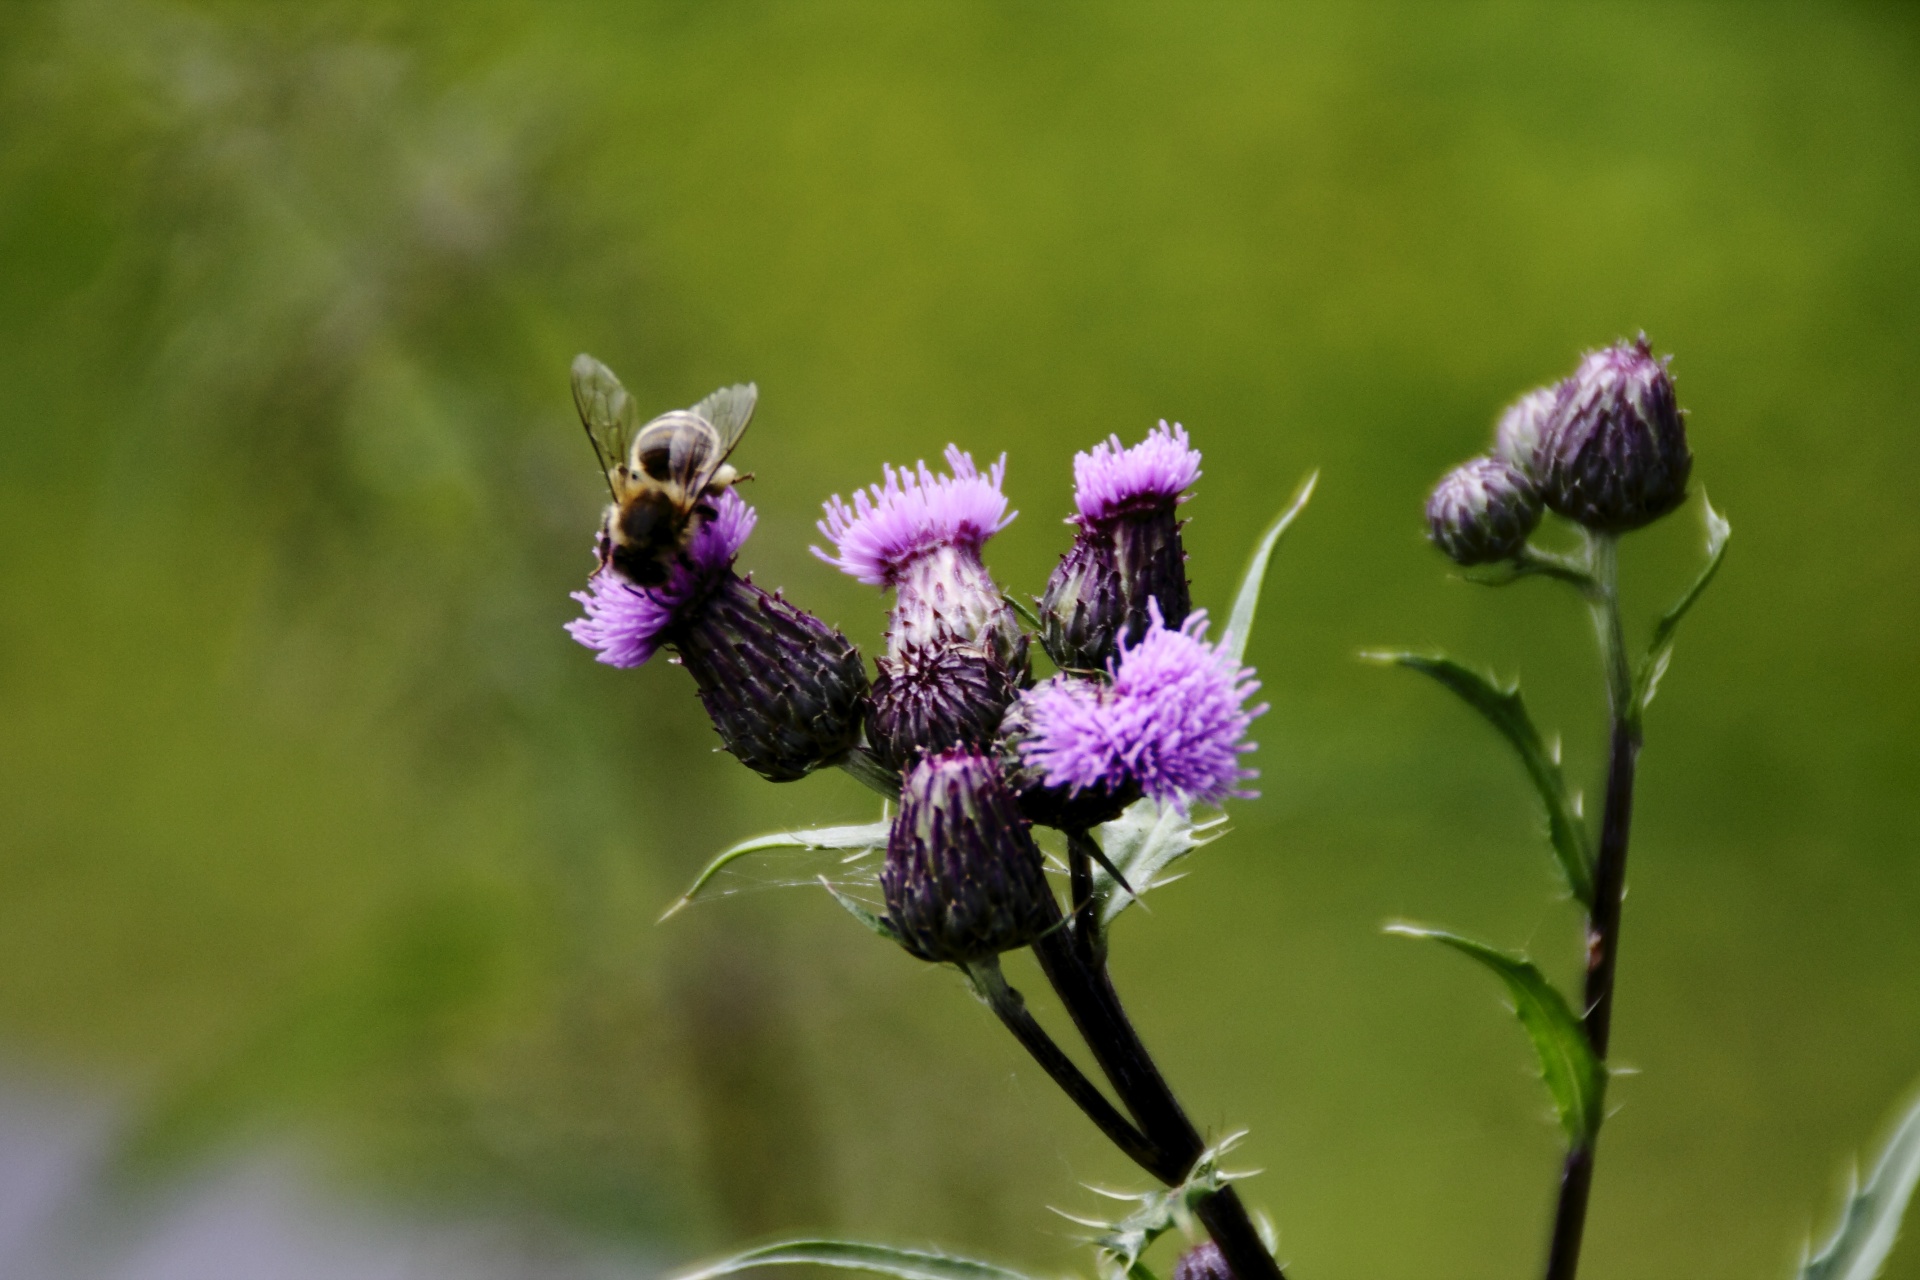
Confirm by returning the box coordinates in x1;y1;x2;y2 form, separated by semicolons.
571;354;758;588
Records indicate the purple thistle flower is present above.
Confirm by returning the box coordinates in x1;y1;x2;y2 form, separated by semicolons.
567;489;870;781
814;445;1015;587
1039;422;1200;672
1017;601;1263;808
566;490;757;668
1070;420;1202;527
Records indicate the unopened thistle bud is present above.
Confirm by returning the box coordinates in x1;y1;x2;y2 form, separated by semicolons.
1039;422;1200;672
867;640;1026;774
881;747;1057;963
568;492;870;782
1493;384;1559;479
1174;1242;1234;1280
1538;335;1692;533
1425;455;1542;566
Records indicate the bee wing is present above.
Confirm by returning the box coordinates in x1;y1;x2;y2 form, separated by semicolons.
570;354;639;498
691;382;758;459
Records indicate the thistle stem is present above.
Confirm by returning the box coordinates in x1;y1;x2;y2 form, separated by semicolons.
965;958;1167;1178
1543;534;1640;1280
1032;921;1286;1280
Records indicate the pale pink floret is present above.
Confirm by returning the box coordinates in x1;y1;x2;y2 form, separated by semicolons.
566;491;757;668
813;445;1015;587
1072;421;1202;525
1019;601;1263;807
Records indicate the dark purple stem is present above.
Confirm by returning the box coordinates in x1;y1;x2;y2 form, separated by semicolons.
1033;904;1285;1280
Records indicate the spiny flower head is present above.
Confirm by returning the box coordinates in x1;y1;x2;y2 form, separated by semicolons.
1426;454;1541;566
814;445;1014;587
1018;602;1263;807
1539;334;1692;533
567;490;757;668
1071;421;1202;526
882;746;1057;963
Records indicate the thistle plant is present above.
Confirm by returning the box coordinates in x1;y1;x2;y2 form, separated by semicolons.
565;350;1920;1280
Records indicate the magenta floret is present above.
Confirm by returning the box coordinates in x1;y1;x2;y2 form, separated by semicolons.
814;445;1015;586
566;490;757;668
1018;602;1263;806
1071;421;1202;526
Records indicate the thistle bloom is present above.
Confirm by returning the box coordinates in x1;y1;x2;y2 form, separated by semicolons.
1015;602;1262;809
814;445;1019;658
1425;455;1542;566
568;491;870;782
882;747;1057;963
1538;335;1692;533
1040;422;1200;673
816;446;1025;767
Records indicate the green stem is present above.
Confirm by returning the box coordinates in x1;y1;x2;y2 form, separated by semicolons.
835;747;901;801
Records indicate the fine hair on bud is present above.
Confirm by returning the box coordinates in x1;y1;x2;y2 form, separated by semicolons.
1425;455;1542;566
881;747;1057;964
1040;422;1201;672
997;693;1140;831
1538;334;1692;533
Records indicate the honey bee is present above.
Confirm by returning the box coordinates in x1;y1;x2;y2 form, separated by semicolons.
571;354;758;588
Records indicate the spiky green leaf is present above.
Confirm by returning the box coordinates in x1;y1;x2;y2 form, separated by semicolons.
1088;799;1228;930
671;1240;1044;1280
661;820;889;920
1221;472;1317;669
1800;1091;1920;1280
1367;653;1594;905
1057;1132;1257;1280
1635;496;1731;714
1387;925;1606;1144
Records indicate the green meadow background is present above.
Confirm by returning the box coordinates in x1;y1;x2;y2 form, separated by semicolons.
2;2;1918;1277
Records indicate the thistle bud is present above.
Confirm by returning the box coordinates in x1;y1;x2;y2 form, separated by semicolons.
1493;384;1558;479
1039;423;1199;672
1425;456;1542;566
1538;335;1692;533
1174;1242;1234;1280
866;639;1024;773
675;577;871;782
881;747;1057;963
568;491;870;782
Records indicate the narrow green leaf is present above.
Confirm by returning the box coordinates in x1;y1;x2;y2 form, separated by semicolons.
819;876;899;942
1636;495;1731;714
661;820;889;920
1088;799;1228;929
671;1240;1044;1280
1801;1091;1920;1280
1221;472;1317;668
1003;593;1045;631
1387;925;1606;1144
1367;653;1594;905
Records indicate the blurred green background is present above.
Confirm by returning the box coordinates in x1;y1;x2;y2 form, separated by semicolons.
2;1;1918;1276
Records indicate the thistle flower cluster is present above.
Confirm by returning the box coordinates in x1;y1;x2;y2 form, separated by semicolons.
568;399;1264;965
1426;334;1693;564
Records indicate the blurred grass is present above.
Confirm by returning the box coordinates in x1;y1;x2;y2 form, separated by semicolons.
1;1;1918;1276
